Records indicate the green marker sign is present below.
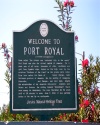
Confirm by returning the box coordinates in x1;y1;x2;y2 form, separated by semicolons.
10;20;78;115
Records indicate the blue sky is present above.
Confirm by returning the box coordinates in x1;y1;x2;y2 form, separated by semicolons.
0;0;100;107
72;0;100;57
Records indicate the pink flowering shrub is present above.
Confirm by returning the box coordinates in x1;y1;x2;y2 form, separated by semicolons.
55;0;78;42
0;43;12;84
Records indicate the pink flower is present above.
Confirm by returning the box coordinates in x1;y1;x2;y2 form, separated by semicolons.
82;59;89;67
70;0;74;7
6;53;10;59
75;35;78;41
63;0;69;7
4;53;7;56
83;99;90;107
7;62;12;68
2;43;6;48
60;115;63;119
65;23;69;29
79;103;84;108
83;68;87;74
80;99;90;108
91;103;95;111
82;118;89;123
78;86;83;95
94;88;99;95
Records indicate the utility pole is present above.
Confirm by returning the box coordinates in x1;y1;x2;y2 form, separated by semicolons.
82;51;85;60
75;51;85;60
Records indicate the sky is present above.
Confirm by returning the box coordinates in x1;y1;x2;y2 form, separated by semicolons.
0;0;100;108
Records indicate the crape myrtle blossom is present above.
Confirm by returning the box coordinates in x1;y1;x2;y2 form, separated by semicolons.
91;103;95;111
75;35;78;42
63;0;69;7
79;99;96;112
2;43;6;48
70;0;74;7
82;59;89;67
80;99;90;108
82;118;89;123
83;99;90;107
63;0;74;7
82;59;90;74
78;85;83;95
94;87;99;95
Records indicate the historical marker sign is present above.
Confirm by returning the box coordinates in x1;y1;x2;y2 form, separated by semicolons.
11;20;78;115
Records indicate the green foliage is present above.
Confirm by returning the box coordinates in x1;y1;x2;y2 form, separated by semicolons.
0;105;38;121
52;55;100;122
79;55;100;122
4;70;11;84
